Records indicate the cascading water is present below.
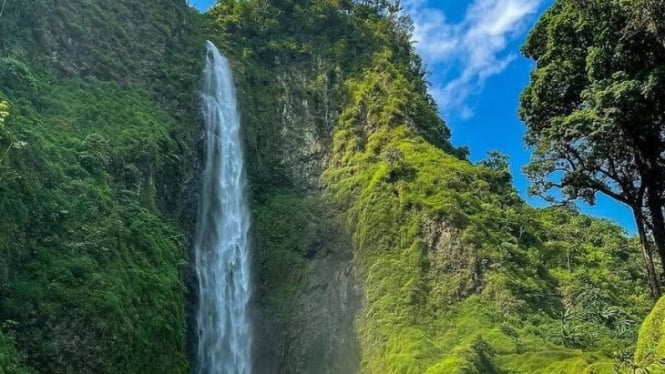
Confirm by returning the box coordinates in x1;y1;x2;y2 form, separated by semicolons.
195;41;252;374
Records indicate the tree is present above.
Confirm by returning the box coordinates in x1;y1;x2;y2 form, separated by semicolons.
0;0;8;19
520;0;665;298
0;99;11;168
353;0;401;14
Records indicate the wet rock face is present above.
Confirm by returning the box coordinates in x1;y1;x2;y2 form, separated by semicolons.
238;52;359;373
238;55;342;194
272;69;339;190
422;217;482;302
265;254;359;374
250;198;360;374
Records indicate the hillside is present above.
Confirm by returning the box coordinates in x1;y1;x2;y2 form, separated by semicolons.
0;0;659;373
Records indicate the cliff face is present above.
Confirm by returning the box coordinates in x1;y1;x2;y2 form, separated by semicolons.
204;3;362;370
0;0;656;373
208;2;650;373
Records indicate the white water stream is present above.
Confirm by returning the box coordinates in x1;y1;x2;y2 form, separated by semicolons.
195;40;252;374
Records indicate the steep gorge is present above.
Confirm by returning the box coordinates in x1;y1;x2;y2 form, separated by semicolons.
0;0;660;373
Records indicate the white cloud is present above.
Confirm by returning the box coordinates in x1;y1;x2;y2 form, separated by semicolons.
402;0;542;120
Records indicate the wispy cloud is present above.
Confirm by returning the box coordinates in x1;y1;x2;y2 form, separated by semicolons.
402;0;543;120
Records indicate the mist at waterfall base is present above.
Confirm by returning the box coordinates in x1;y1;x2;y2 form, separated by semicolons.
194;41;253;374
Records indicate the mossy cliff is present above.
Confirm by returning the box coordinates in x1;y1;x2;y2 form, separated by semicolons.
0;0;657;373
322;49;649;373
0;0;207;372
206;1;652;373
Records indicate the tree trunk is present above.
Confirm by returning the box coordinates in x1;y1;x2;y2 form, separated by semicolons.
635;209;661;299
647;186;665;275
0;0;7;18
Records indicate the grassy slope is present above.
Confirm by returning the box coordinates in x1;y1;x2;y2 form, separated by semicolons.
0;100;28;374
0;80;188;373
325;50;650;373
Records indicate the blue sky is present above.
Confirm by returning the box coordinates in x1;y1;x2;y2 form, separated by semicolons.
190;0;215;10
191;0;636;234
400;0;635;234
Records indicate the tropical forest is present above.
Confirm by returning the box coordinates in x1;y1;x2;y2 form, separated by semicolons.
1;0;665;373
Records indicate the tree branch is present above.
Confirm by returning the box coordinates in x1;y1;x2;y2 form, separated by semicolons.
0;0;8;19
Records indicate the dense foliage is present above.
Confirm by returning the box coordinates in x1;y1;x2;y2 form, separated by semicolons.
0;0;207;372
0;0;660;372
521;0;665;298
324;47;650;373
634;296;665;372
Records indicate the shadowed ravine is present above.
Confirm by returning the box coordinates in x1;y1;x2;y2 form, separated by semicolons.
194;41;252;374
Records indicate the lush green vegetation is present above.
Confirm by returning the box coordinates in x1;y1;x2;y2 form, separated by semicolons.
634;297;665;372
0;98;30;374
323;47;651;372
0;0;662;372
0;79;189;373
0;0;207;372
521;0;665;299
202;1;658;372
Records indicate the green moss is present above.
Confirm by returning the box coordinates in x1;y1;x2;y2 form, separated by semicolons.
497;350;615;374
635;297;665;371
253;193;319;307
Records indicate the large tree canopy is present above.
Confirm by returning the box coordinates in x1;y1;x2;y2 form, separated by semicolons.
520;0;665;297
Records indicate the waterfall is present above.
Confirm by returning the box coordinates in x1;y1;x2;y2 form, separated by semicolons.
195;40;252;374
